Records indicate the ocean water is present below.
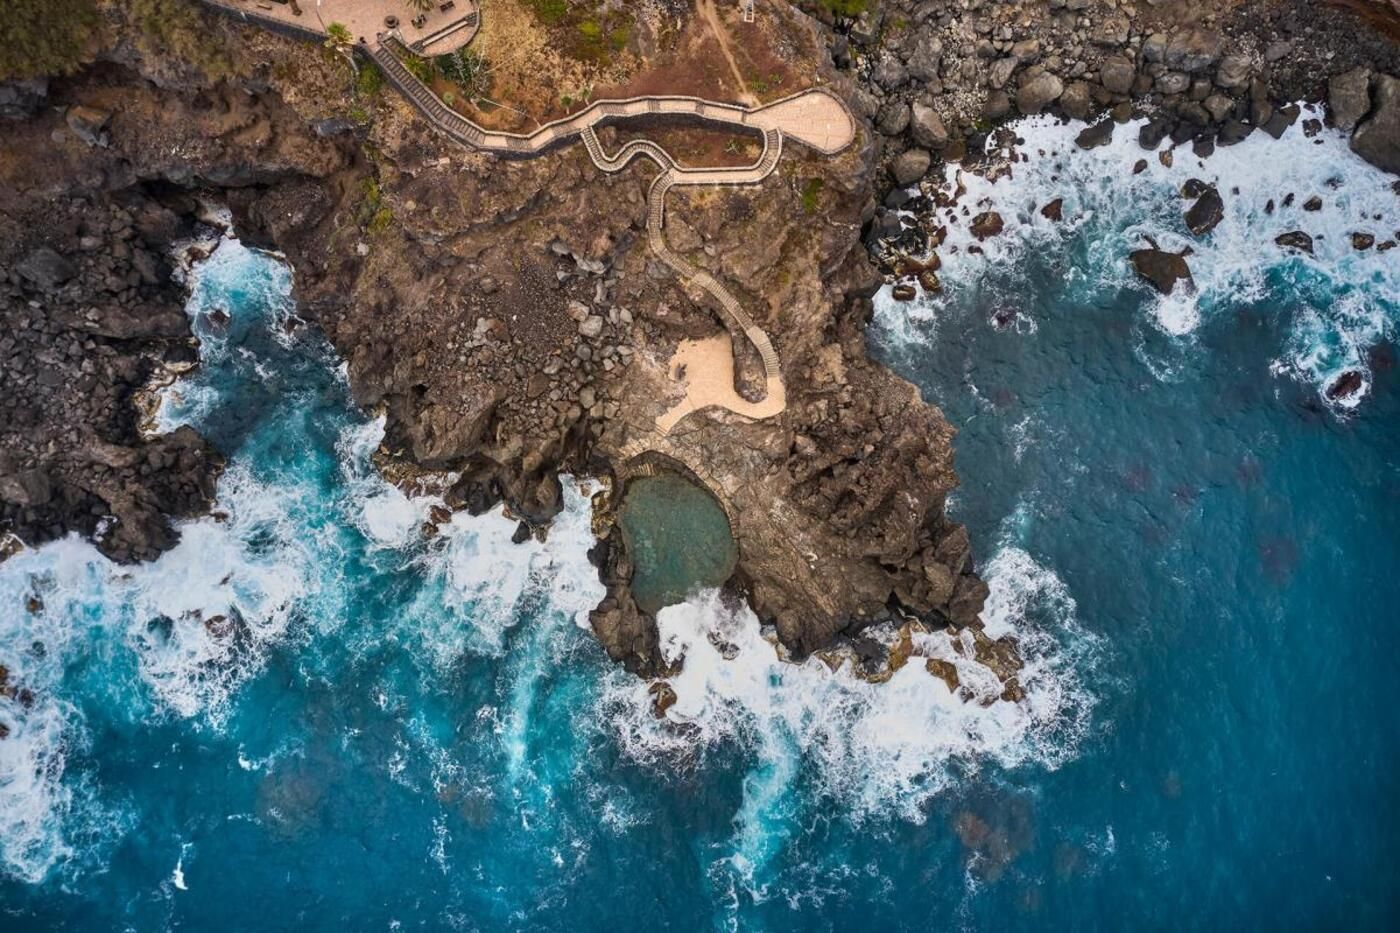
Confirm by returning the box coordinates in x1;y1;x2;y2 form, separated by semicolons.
2;107;1397;930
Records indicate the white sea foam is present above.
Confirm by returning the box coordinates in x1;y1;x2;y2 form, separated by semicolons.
875;104;1399;412
599;542;1096;883
400;477;604;665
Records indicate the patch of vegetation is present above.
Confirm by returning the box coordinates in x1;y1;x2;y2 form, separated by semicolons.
0;0;97;80
355;62;384;98
800;177;824;215
403;51;436;83
128;0;236;78
815;0;867;17
528;0;569;24
358;177;393;233
436;47;490;104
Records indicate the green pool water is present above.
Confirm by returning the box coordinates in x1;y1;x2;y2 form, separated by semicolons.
617;473;738;614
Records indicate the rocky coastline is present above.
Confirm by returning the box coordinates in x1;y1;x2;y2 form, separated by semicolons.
1;1;1397;687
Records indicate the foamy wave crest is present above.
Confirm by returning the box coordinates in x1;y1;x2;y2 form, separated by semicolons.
602;547;1095;840
397;478;605;665
874;104;1399;409
155;237;295;432
0;549;133;884
335;416;438;550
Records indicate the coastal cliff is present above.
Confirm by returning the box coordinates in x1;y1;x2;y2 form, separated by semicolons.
0;3;990;676
2;0;1397;682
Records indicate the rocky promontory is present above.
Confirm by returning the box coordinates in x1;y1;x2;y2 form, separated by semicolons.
0;2;995;681
2;0;1397;688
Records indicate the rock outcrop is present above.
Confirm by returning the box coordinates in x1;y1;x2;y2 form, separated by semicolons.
1353;73;1400;173
1;4;996;680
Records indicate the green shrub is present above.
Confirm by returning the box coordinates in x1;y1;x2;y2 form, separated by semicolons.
128;0;236;78
800;178;824;215
402;51;436;83
355;62;384;98
815;0;867;16
0;0;98;80
529;0;568;24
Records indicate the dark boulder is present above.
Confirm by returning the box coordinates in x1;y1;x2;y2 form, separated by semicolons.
1129;246;1195;295
1352;74;1400;174
1276;231;1314;254
16;247;76;291
970;211;1005;240
1184;186;1225;236
1328;67;1373;132
1040;198;1063;221
1326;370;1364;400
1075;119;1114;150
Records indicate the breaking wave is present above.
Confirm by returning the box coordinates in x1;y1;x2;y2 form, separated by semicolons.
874;103;1399;412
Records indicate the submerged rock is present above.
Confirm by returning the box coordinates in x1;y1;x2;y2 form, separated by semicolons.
1327;370;1364;400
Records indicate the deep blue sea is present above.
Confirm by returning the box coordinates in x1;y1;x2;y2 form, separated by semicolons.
2;107;1398;930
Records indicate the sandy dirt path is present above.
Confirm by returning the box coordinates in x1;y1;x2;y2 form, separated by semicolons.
697;0;757;106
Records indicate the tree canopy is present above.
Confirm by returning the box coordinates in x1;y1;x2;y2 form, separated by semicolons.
0;0;98;81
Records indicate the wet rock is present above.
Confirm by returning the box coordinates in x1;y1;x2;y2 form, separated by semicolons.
1326;370;1364;400
891;282;917;301
1352;232;1375;250
970;211;1004;240
1303;196;1323;212
647;680;678;718
1352;74;1400;174
1133;159;1148;174
1262;103;1301;140
1184;186;1224;236
925;657;960;692
1129;246;1194;295
1275;230;1314;253
1040;198;1063;222
892;148;931;185
1218;119;1253;147
1328;67;1373;132
1075;119;1114;150
1017;73;1064;115
511;521;532;544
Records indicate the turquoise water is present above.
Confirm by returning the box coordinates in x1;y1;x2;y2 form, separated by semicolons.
2;110;1398;930
618;473;738;614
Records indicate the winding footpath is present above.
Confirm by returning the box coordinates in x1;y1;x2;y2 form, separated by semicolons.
201;0;856;430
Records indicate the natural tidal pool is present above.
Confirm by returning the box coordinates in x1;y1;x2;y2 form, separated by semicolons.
617;473;738;614
1;109;1397;931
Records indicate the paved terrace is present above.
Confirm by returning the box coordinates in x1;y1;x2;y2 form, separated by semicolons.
202;0;480;53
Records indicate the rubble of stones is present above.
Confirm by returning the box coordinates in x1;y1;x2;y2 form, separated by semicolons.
802;0;1400;280
0;186;223;563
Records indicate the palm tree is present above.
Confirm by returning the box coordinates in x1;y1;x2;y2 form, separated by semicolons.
324;22;358;77
404;0;434;13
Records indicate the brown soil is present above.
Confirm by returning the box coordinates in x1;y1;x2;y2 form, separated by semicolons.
602;123;765;169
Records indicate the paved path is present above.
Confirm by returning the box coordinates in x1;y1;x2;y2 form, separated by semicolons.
205;0;856;433
200;0;480;52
